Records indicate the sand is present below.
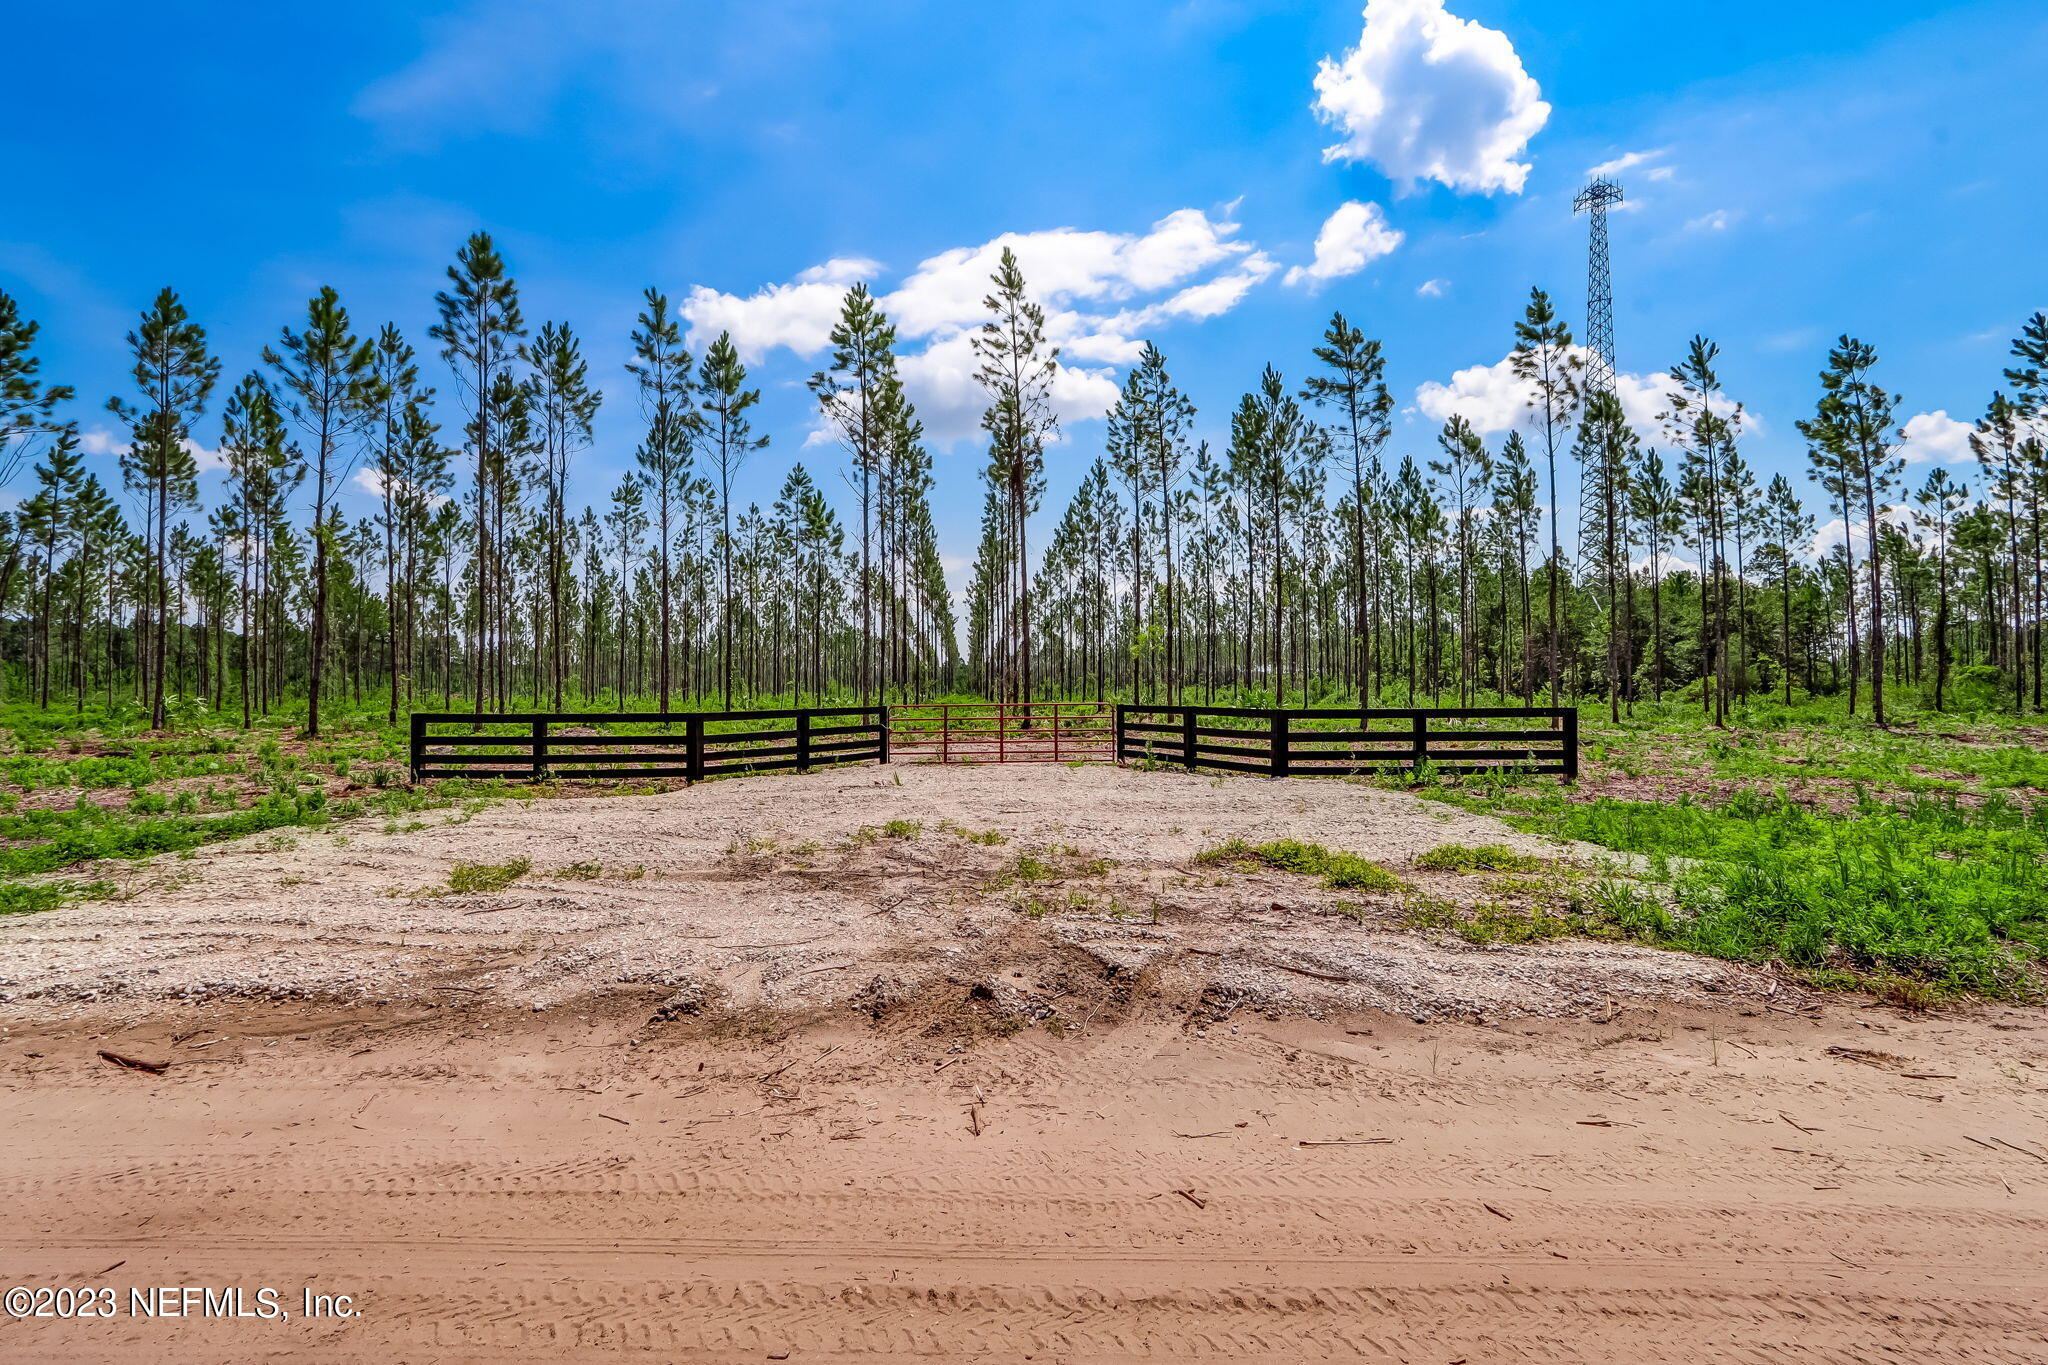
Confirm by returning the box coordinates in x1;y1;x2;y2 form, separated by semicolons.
2;996;2045;1362
2;763;1753;1022
1;763;2045;1361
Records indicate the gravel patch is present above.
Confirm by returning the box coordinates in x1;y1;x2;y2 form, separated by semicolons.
0;763;1783;1024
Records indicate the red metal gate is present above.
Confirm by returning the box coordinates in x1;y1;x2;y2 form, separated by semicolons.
889;702;1114;763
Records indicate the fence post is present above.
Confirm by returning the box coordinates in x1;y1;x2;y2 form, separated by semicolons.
531;718;548;781
877;707;891;764
1182;708;1197;771
1270;711;1289;778
796;711;812;772
409;712;427;782
1410;711;1429;775
686;715;704;784
1561;707;1579;782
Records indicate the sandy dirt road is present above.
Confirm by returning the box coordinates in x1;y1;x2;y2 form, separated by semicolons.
2;993;2044;1363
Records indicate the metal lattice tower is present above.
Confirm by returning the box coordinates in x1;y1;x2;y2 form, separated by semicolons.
1574;178;1624;394
1573;177;1625;571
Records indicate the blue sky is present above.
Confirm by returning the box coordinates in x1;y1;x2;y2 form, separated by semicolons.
6;0;2044;572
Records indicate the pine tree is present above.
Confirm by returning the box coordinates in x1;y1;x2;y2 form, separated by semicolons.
1913;467;1967;709
971;248;1057;706
522;322;601;708
1799;338;1903;725
1630;447;1683;701
1492;433;1539;702
429;233;524;711
108;288;219;730
626;289;695;711
364;325;421;722
1510;288;1580;704
809;284;897;704
699;331;766;710
24;427;83;707
0;289;73;490
1971;392;2029;712
1302;313;1392;699
266;287;373;737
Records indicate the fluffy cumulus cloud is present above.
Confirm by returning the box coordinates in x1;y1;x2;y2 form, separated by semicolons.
679;258;879;364
1284;201;1403;289
1312;0;1551;195
682;208;1276;446
1414;351;1754;445
1899;410;1976;465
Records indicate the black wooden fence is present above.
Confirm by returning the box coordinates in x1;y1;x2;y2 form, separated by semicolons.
409;708;889;782
1114;705;1577;780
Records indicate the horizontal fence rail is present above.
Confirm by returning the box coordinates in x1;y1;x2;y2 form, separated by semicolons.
1114;705;1577;781
409;708;889;783
889;702;1114;764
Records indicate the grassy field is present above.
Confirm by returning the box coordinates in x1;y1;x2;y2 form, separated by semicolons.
1417;699;2048;1003
0;691;2040;1005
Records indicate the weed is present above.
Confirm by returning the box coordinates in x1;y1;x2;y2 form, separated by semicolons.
1416;842;1544;873
1010;853;1056;882
1197;838;1403;892
0;878;118;916
882;819;923;839
551;861;603;880
1403;892;1573;945
446;857;532;895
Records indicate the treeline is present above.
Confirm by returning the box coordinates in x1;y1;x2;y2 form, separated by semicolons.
0;237;2043;732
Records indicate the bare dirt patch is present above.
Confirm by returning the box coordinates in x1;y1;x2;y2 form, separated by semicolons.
3;763;1769;1026
0;995;2043;1361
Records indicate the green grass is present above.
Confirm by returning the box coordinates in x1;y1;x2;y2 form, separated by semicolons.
1423;783;2046;999
446;857;532;895
1415;842;1545;873
1405;893;1575;946
1198;838;1404;892
0;878;119;916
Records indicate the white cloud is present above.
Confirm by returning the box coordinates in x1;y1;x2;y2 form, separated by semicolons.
679;257;883;363
1415;350;1757;445
1684;209;1737;233
1899;410;1975;465
1414;354;1533;434
892;332;1124;450
883;208;1253;339
350;467;452;506
686;207;1277;447
1417;278;1449;298
1588;147;1675;182
1312;0;1551;195
79;426;228;473
1808;504;1917;560
1283;201;1403;288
